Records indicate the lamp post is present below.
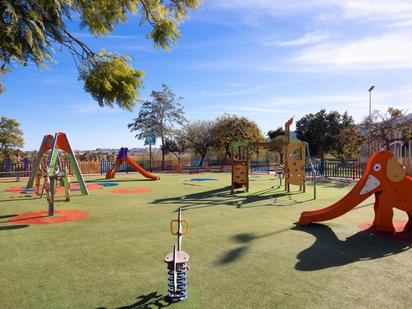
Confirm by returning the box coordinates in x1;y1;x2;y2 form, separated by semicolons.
368;85;375;117
368;85;375;155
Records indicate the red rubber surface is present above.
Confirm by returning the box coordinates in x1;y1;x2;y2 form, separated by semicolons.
56;183;103;193
8;210;89;225
109;187;152;194
4;186;29;193
360;221;412;242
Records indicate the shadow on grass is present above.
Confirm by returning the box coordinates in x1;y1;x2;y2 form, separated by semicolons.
216;227;292;265
0;214;17;219
0;196;40;202
0;225;29;231
311;179;355;189
89;178;154;183
183;183;202;187
152;186;312;211
218;247;248;264
0;215;44;224
293;223;411;271
97;292;172;309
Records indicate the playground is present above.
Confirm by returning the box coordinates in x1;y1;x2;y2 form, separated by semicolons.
1;170;412;308
4;2;412;307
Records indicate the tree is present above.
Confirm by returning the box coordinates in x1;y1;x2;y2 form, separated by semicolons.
268;135;287;164
0;116;24;163
268;127;285;140
184;120;215;165
128;84;186;170
79;151;93;161
296;109;355;161
0;1;200;109
161;129;187;167
362;107;412;150
267;127;286;163
332;127;365;161
212;114;264;161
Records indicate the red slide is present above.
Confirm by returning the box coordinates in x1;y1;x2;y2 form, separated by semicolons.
123;157;160;180
299;159;374;225
299;151;412;232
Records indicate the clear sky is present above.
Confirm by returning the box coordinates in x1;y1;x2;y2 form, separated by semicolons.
2;1;412;151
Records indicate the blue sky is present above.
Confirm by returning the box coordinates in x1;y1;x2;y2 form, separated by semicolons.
2;0;412;150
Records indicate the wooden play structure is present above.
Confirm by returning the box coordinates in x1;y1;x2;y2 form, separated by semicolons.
230;118;316;198
26;133;88;210
231;140;250;192
105;147;160;180
284;117;306;192
300;150;412;232
164;208;190;302
230;140;278;192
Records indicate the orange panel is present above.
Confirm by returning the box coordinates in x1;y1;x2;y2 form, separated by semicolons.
55;132;72;154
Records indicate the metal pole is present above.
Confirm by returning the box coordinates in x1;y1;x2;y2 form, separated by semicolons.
369;90;372;118
368;86;375;155
149;144;152;172
173;245;177;295
48;176;55;216
177;208;182;251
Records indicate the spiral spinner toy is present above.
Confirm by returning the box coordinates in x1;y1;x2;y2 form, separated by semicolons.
164;208;190;302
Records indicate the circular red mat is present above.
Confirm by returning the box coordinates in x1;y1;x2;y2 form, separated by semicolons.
4;186;30;193
8;210;89;225
360;221;412;242
56;183;103;193
109;188;152;194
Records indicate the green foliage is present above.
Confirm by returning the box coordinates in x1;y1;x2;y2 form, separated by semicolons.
184;120;216;162
332;127;365;161
80;52;144;110
267;127;287;163
161;129;187;162
128;84;186;169
0;116;24;163
212;114;264;160
0;0;201;108
0;66;8;94
128;84;186;139
267;127;285;140
269;135;287;164
296;109;355;160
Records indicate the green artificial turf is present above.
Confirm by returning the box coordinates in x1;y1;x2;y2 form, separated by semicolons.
1;173;411;308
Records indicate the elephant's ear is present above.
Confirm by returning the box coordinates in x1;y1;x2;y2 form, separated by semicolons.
386;157;406;182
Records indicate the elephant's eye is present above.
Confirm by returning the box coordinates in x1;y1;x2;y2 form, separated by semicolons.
373;163;381;172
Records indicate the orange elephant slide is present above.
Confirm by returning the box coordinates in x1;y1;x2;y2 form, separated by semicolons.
299;151;412;232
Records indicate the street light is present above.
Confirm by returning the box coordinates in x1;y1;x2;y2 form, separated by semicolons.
368;85;375;155
368;85;375;117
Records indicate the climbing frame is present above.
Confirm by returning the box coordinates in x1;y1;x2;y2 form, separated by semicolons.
26;132;89;196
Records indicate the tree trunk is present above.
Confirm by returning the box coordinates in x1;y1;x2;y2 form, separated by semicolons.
279;151;284;165
224;145;230;161
161;135;165;170
200;152;207;167
320;149;325;162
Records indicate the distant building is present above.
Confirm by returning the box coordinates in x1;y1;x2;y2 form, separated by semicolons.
360;113;412;173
